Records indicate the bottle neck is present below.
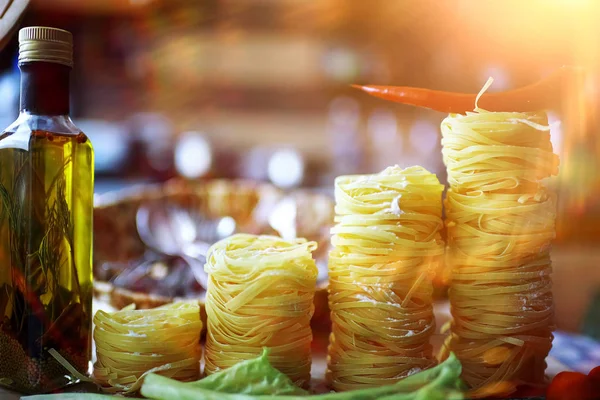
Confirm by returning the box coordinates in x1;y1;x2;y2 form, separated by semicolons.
20;62;71;116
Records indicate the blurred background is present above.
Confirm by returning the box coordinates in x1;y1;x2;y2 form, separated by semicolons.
0;0;599;332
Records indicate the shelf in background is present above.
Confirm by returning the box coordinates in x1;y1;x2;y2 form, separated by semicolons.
30;0;157;15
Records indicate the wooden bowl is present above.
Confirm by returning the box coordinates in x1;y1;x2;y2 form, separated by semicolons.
93;178;334;328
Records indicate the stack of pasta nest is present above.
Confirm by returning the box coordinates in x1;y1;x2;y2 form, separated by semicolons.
327;166;445;391
441;108;560;396
93;302;203;394
204;234;318;388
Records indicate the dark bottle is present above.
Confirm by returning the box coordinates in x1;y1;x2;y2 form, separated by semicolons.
0;27;94;393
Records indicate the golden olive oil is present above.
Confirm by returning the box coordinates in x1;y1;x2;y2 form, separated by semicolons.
0;130;94;393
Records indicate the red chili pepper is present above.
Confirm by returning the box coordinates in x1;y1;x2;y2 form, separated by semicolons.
351;65;582;113
547;371;597;400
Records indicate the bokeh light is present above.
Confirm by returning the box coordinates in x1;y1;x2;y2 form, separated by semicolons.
174;131;212;179
268;148;305;189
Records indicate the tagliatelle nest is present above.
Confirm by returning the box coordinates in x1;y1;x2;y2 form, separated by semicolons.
93;302;203;394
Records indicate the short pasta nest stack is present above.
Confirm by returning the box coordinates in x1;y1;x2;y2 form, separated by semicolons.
326;165;445;391
204;233;318;388
440;109;560;397
93;302;203;394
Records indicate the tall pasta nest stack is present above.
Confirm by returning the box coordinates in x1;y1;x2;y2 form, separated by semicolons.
440;109;559;397
327;166;445;391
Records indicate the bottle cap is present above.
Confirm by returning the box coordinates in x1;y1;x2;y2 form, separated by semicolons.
18;27;73;67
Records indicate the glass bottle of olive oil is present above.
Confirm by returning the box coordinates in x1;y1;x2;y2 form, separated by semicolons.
0;27;93;394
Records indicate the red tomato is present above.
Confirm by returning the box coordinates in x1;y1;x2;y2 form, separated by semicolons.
546;371;596;400
588;366;600;394
589;366;600;380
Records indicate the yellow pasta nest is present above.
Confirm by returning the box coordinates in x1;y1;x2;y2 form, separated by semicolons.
327;165;444;391
204;233;318;388
93;302;202;394
440;109;558;398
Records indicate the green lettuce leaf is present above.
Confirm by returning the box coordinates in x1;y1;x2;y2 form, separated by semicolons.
140;353;464;400
191;348;308;396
